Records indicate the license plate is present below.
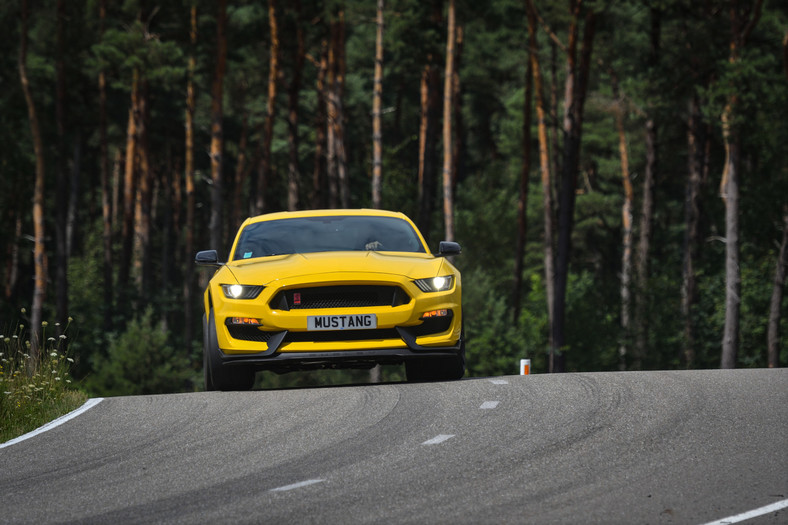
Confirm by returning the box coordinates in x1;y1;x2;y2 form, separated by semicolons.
307;314;377;331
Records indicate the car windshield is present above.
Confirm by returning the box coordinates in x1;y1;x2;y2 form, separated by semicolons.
232;216;426;260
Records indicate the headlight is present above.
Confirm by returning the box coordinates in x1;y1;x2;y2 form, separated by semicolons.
221;284;264;299
413;275;454;293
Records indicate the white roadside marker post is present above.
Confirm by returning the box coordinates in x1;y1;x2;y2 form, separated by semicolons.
519;358;531;375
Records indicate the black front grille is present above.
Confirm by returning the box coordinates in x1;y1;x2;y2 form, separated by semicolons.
413;316;452;336
272;285;410;310
226;324;274;343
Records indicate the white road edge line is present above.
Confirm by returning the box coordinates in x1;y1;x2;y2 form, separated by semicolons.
489;379;508;385
422;434;454;445
700;499;788;525
269;479;325;492
480;401;499;409
0;397;104;449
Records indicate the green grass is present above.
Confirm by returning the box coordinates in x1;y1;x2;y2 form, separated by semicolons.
1;316;88;444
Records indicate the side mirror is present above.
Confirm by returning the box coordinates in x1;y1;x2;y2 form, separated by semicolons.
195;250;223;266
437;241;461;257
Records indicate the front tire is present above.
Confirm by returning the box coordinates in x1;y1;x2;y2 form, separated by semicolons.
405;354;465;382
405;331;466;382
203;310;255;391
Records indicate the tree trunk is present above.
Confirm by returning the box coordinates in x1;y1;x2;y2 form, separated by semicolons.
720;132;741;370
417;60;440;238
371;0;384;209
134;79;152;298
311;41;328;209
720;0;762;369
549;41;561;197
112;149;121;228
4;214;22;301
209;0;227;252
66;136;82;258
19;0;47;362
527;0;556;353
232;110;249;230
633;6;661;365
119;67;142;314
417;1;442;238
612;73;633;371
335;12;349;208
184;4;197;349
513;27;532;323
161;155;174;331
287;0;304;212
325;13;348;209
255;0;280;216
682;94;704;368
326;23;339;208
55;0;68;332
452;25;465;193
441;0;456;242
99;0;112;332
767;207;788;367
634;117;656;365
552;1;596;373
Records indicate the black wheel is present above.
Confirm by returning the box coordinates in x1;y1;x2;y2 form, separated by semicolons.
405;330;465;382
405;354;465;382
203;310;255;391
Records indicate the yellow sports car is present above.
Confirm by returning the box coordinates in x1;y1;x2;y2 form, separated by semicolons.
196;209;464;390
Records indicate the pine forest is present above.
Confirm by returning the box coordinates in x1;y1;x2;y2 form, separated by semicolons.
1;0;786;394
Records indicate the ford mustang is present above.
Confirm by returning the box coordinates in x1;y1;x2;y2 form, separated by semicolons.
196;209;464;390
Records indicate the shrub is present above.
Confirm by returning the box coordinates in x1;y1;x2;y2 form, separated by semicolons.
87;307;196;396
0;315;87;443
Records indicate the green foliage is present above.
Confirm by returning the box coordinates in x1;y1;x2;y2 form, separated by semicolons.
0;315;87;443
87;307;196;396
464;270;548;376
1;0;786;403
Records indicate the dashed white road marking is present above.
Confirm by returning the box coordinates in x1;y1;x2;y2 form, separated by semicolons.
269;479;325;492
489;379;508;385
480;401;499;410
422;434;455;445
700;499;788;525
0;398;104;449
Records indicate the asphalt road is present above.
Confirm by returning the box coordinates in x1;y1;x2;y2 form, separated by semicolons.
1;369;786;524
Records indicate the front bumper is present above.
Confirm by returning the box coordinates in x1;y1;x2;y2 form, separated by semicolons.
208;272;462;358
218;335;464;373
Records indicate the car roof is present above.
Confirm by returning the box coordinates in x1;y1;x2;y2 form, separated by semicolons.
240;209;411;226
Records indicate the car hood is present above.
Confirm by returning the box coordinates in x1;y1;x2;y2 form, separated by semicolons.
222;251;446;286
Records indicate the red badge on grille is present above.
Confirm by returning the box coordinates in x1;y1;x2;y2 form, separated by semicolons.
293;293;301;305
